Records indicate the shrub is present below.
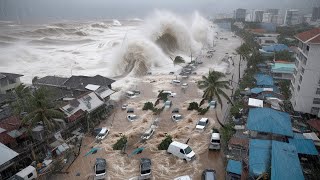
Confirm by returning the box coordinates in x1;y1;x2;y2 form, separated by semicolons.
143;102;154;111
153;106;164;115
220;123;236;146
112;135;127;150
198;107;209;115
158;135;173;150
212;127;219;133
174;56;185;65
187;102;199;110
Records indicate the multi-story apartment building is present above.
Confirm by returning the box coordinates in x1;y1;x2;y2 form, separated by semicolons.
291;28;320;116
284;9;300;25
234;8;246;22
254;10;264;22
312;7;320;21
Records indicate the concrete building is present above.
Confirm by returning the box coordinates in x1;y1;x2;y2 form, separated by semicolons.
266;9;279;15
254;10;264;22
284;9;300;25
0;73;23;94
291;28;320;116
262;13;272;23
271;62;295;81
263;9;279;24
234;8;246;22
312;7;320;21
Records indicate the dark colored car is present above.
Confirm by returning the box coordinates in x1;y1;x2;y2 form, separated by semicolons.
92;128;102;136
95;158;107;179
201;169;216;180
140;158;151;178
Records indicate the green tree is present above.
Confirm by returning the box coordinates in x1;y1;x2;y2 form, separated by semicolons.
198;71;232;127
158;135;172;150
278;80;291;99
142;102;154;111
274;50;294;62
11;84;32;114
113;135;128;150
173;56;185;65
21;87;64;132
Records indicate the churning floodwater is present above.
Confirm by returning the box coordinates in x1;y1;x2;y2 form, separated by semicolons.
0;11;215;84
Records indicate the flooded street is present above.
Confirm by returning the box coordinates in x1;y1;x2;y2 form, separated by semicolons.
51;31;241;180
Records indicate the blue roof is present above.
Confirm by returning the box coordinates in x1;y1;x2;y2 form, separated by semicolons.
227;160;242;175
249;139;272;177
271;63;295;74
254;73;274;86
247;108;293;137
289;134;318;155
262;44;290;53
251;88;264;94
271;141;304;180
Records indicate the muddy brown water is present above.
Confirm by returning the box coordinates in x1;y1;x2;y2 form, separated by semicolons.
52;80;226;180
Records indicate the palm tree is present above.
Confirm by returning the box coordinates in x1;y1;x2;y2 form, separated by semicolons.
11;84;32;115
22;87;64;133
198;70;232;127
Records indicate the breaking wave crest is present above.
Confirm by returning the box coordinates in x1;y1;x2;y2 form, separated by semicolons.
112;11;212;77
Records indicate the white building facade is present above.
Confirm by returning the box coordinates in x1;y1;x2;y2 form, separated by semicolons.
284;9;300;25
291;28;320;116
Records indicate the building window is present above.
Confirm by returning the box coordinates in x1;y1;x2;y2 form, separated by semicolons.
311;107;320;115
273;73;282;77
307;45;309;51
298;85;300;91
295;59;299;67
294;68;297;76
313;98;320;104
317;88;320;95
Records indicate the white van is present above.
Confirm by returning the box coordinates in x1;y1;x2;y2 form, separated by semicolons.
167;141;195;161
171;80;181;85
11;166;37;180
96;127;109;140
209;133;221;150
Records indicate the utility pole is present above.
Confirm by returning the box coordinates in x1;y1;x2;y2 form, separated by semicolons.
238;55;241;84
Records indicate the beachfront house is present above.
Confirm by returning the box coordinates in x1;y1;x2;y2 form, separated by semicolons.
0;73;23;94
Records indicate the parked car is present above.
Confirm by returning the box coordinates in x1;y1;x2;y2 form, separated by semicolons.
127;114;137;121
174;175;192;180
140;158;152;178
122;104;128;110
172;108;179;113
209;131;221;150
95;158;107;179
171;79;181;85
163;91;176;97
181;83;188;88
96;127;109;140
92;127;102;136
196;118;209;131
141;126;156;140
127;108;134;113
169;72;175;75
126;91;136;98
209;101;216;109
201;169;216;180
167;141;195;161
172;114;183;122
164;100;172;108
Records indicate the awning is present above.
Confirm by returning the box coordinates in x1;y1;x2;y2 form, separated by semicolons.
248;98;263;108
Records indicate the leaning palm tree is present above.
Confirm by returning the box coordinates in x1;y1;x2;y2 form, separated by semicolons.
22;87;64;133
11;84;32;114
198;70;232;127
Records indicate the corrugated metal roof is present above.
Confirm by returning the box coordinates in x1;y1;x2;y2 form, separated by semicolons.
261;44;290;52
249;139;271;177
289;134;318;155
271;63;295;73
307;119;320;132
254;73;274;87
295;28;320;43
247;108;293;137
227;160;242;175
271;141;304;180
0;142;18;166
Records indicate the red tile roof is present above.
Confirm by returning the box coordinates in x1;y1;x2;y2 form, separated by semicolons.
295;28;320;43
0;132;15;145
68;109;85;122
307;119;320;132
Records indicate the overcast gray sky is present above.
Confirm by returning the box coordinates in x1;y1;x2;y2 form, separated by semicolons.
0;0;319;22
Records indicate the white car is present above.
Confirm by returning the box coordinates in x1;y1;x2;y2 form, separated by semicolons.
141;126;156;140
209;132;221;150
95;158;107;179
121;104;128;110
96;127;109;140
174;175;192;180
181;83;188;88
195;118;209;131
127;114;137;121
172;114;182;122
171;79;181;85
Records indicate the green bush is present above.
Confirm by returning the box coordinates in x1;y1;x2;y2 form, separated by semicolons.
230;101;243;117
157;90;168;101
174;56;185;65
198;107;209;115
153;106;164;115
112;136;127;150
212;127;219;133
158;135;173;150
143;102;154;111
220;123;236;145
187;102;199;110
